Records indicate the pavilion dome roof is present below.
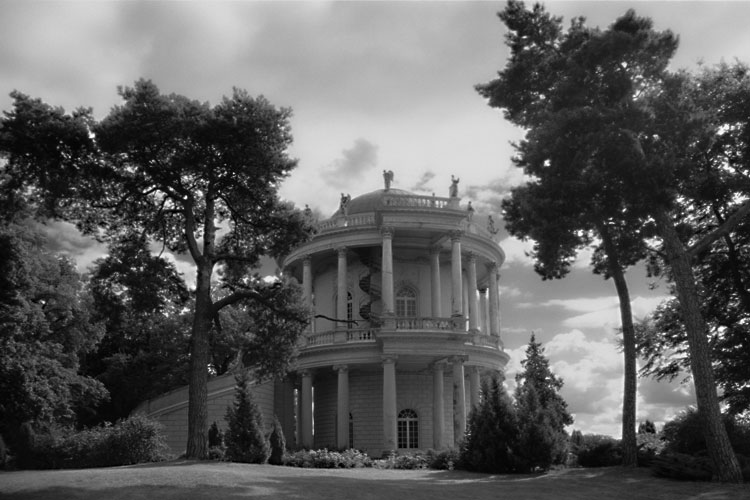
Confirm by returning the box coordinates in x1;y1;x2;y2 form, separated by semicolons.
333;188;414;216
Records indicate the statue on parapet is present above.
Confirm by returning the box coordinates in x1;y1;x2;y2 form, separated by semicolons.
467;201;474;221
487;214;498;235
340;193;351;216
383;170;394;190
449;175;460;198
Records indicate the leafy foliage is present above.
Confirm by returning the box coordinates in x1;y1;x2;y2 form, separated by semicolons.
224;370;270;464
1;80;315;458
478;0;749;481
283;448;373;469
573;435;623;468
0;221;107;452
13;414;167;469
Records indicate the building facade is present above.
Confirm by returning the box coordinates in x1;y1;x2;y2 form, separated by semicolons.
136;177;508;457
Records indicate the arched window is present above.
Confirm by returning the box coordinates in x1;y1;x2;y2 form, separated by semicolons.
335;291;354;322
397;409;419;449
395;287;417;317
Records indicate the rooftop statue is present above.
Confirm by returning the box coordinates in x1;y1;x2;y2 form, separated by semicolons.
449;175;460;198
383;169;394;190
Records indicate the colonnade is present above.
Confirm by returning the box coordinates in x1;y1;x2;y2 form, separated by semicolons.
297;357;486;451
301;228;501;335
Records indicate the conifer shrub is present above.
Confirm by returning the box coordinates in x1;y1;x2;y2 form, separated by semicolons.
459;377;519;473
224;371;270;464
207;421;226;460
268;417;286;465
426;448;460;470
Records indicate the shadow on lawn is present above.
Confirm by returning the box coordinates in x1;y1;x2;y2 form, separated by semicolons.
0;465;745;500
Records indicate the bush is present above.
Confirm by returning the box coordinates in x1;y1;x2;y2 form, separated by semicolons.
224;371;270;464
0;434;6;468
208;421;223;448
636;432;666;467
268;417;286;465
574;435;623;468
376;451;429;470
11;416;168;469
426;448;459;470
651;452;713;481
283;448;372;468
662;407;750;456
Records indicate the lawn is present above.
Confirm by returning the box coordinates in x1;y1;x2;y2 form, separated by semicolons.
0;461;747;500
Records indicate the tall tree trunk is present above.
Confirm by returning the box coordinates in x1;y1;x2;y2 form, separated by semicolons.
653;208;742;483
185;262;213;459
600;226;638;467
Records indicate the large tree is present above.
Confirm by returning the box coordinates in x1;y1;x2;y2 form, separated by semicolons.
478;1;748;481
0;80;313;458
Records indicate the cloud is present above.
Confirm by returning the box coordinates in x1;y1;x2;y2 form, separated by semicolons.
411;171;436;194
34;220;108;272
321;138;379;189
498;236;534;266
504;328;695;436
558;295;671;331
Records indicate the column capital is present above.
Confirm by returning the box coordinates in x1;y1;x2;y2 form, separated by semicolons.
380;226;395;238
381;355;398;365
485;260;498;272
478;287;487;294
429;244;442;256
333;364;349;373
450;355;468;365
449;230;464;242
335;247;348;257
467;251;477;262
431;359;448;371
300;369;313;378
303;254;313;265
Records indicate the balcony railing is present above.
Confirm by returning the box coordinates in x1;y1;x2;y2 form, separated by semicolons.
302;317;501;350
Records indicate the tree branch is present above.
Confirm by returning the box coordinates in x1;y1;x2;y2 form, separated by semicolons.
688;197;750;259
212;287;307;325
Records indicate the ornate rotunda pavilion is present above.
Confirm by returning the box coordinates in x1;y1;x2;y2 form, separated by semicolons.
281;174;508;455
135;174;508;456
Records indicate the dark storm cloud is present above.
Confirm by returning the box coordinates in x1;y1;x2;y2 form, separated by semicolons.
321;138;378;189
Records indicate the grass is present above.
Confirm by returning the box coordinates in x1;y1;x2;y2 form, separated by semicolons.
0;461;747;500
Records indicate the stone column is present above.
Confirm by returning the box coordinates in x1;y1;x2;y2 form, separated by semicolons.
478;288;488;334
487;262;500;336
300;370;314;448
467;252;479;331
429;246;442;317
450;231;463;318
452;357;466;446
336;247;348;328
335;365;349;449
302;256;313;332
381;227;395;315
432;362;446;449
469;366;481;409
382;357;398;451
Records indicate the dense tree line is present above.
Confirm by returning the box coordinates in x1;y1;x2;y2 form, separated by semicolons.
479;0;749;481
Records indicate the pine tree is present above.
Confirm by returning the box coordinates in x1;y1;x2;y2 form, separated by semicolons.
224;370;270;464
514;334;573;471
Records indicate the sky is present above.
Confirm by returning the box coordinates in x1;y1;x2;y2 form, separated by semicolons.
3;0;750;438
